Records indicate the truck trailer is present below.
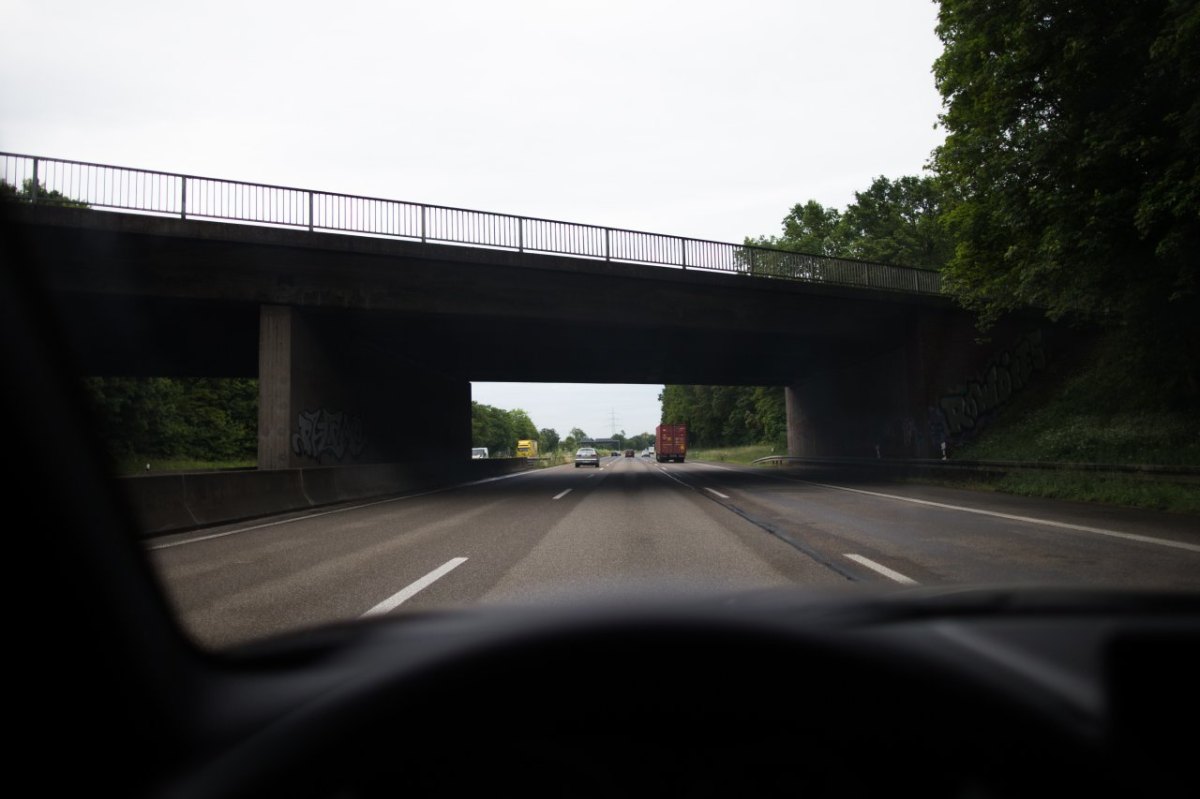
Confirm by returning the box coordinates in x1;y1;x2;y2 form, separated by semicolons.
516;439;539;459
655;424;687;463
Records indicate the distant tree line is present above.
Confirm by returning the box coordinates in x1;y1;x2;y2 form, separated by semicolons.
471;402;538;456
1;178;89;207
83;377;257;462
659;386;786;450
470;406;657;456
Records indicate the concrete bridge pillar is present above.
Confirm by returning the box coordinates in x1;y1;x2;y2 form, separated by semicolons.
784;349;926;460
257;304;470;470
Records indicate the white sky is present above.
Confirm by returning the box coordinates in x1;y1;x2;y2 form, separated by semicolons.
0;0;947;438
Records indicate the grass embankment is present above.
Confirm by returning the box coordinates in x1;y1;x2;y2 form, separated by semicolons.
114;456;256;476
942;333;1200;514
688;444;783;464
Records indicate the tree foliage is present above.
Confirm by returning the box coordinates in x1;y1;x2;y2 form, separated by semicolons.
471;402;538;456
538;427;560;451
746;175;952;269
932;0;1200;381
659;386;786;449
1;178;89;207
83;377;257;461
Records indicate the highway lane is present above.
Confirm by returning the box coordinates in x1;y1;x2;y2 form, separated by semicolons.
147;456;1200;649
669;460;1200;588
148;456;840;648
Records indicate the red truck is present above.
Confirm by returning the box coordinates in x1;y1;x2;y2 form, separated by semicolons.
655;423;687;463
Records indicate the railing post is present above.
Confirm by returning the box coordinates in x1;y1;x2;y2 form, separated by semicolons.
680;237;687;269
604;228;611;262
180;176;187;220
308;191;314;231
420;205;427;243
748;248;755;275
30;158;38;203
518;217;524;252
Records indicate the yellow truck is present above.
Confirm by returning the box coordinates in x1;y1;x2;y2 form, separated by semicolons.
516;439;538;459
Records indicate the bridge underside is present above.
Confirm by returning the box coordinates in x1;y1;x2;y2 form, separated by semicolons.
12;205;1046;467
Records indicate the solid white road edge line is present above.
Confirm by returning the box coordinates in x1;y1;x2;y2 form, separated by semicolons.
844;554;918;585
803;480;1200;553
704;487;731;499
553;489;573;500
148;469;543;551
361;557;468;618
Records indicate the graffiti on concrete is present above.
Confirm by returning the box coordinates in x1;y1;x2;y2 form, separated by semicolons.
291;408;366;462
935;331;1046;437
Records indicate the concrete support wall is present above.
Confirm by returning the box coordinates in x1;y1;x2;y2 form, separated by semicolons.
258;305;294;469
258;304;471;470
786;313;1052;459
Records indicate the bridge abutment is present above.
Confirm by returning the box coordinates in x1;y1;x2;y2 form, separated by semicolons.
257;304;470;470
786;315;1051;459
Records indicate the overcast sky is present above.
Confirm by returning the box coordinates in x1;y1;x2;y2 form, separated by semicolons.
0;0;947;439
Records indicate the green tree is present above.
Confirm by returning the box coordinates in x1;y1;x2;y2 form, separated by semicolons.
932;0;1200;391
538;427;560;451
1;178;88;207
747;178;951;270
659;385;786;449
747;200;845;257
838;176;953;268
82;377;257;462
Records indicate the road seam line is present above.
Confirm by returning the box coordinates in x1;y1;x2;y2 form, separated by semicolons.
704;487;730;499
553;489;573;500
361;557;468;617
843;554;918;585
147;469;543;550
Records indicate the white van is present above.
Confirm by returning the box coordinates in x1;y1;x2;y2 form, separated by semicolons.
471;447;489;459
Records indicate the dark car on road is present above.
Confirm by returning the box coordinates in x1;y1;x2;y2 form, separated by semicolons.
624;449;635;457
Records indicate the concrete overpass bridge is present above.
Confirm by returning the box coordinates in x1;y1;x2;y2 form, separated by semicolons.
3;153;1045;475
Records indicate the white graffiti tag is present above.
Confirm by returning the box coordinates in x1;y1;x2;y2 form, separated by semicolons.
291;409;366;461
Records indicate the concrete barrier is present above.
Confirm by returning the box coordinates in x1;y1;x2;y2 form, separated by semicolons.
122;458;536;537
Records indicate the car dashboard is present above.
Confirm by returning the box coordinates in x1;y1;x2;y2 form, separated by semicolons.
159;588;1198;799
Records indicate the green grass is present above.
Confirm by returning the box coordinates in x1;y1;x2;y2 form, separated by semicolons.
926;331;1200;513
113;456;256;475
688;444;783;464
908;471;1200;515
955;333;1200;466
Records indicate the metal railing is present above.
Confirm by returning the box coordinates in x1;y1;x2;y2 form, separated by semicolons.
0;152;942;295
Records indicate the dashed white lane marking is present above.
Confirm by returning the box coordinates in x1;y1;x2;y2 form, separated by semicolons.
704;487;731;499
553;489;573;500
801;480;1200;553
361;557;468;617
844;554;918;585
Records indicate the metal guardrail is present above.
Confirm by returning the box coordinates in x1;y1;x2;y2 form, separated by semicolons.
752;455;1200;478
0;152;942;295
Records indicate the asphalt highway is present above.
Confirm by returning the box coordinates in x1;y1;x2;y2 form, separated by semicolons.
148;456;1200;649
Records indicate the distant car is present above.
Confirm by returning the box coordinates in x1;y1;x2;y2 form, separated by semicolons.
471;447;489;459
624;449;634;457
574;447;600;468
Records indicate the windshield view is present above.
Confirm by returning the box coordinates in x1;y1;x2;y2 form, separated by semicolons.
4;1;1197;652
6;3;1200;798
